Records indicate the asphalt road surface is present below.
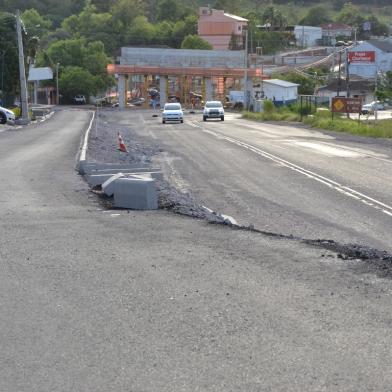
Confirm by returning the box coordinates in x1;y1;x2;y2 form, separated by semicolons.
114;109;392;254
1;108;392;391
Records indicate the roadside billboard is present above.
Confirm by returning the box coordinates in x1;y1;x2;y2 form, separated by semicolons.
348;51;375;63
332;97;362;113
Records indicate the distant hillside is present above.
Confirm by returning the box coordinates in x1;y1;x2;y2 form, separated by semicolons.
2;0;391;21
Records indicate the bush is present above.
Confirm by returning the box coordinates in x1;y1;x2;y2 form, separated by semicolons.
11;107;21;118
263;99;275;114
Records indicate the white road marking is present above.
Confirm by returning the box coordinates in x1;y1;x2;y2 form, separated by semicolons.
187;121;199;128
201;128;392;218
293;141;363;157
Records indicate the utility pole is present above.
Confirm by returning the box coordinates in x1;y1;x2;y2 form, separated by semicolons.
16;10;29;124
56;63;60;105
374;67;378;122
345;49;350;98
243;26;248;110
337;50;342;96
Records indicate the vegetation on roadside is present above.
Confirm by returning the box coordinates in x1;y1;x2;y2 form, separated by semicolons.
244;99;301;122
243;105;392;138
303;110;392;138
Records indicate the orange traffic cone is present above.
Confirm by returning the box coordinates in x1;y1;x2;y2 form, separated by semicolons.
118;132;128;153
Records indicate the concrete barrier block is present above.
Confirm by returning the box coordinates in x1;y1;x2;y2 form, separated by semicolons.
83;163;150;175
89;167;161;176
87;171;162;187
113;177;158;210
102;173;125;196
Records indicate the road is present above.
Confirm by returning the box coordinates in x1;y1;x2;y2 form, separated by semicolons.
1;108;392;391
122;110;392;253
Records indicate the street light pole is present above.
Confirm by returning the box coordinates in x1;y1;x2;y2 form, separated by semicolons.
16;9;29;124
56;62;60;105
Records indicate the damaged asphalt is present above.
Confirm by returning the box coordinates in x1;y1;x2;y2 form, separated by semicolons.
85;109;392;275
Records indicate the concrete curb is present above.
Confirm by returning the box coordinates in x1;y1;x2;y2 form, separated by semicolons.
76;111;95;175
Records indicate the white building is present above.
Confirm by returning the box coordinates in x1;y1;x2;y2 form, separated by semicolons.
320;23;353;46
254;79;299;106
348;39;392;78
294;26;322;48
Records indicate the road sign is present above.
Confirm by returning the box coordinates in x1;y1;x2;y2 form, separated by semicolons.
348;51;375;63
332;97;362;113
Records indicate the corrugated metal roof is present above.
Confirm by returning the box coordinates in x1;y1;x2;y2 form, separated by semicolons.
320;23;352;30
367;39;392;53
263;79;300;88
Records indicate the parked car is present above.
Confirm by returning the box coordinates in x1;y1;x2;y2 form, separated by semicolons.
128;97;145;106
203;101;224;121
162;103;183;124
371;101;385;110
361;101;385;115
73;95;86;104
361;103;374;115
0;106;16;124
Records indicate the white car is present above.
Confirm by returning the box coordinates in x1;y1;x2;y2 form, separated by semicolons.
203;101;224;121
361;101;385;115
0;106;16;124
370;101;385;110
162;103;183;123
73;95;86;104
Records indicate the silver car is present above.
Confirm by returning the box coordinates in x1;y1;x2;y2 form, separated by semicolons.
162;103;183;124
203;101;224;121
0;106;16;124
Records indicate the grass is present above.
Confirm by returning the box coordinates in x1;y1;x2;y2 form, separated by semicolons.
242;106;392;139
304;110;392;138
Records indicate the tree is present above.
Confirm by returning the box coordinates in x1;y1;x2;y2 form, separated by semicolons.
253;31;291;54
0;13;19;106
213;0;240;14
300;6;331;26
91;0;117;12
110;0;145;27
180;35;212;50
157;0;179;22
376;71;392;102
62;4;120;53
273;71;316;95
126;16;156;45
21;9;52;38
58;66;96;100
38;38;113;101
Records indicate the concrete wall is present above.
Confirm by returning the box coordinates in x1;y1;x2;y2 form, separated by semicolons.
120;47;245;68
